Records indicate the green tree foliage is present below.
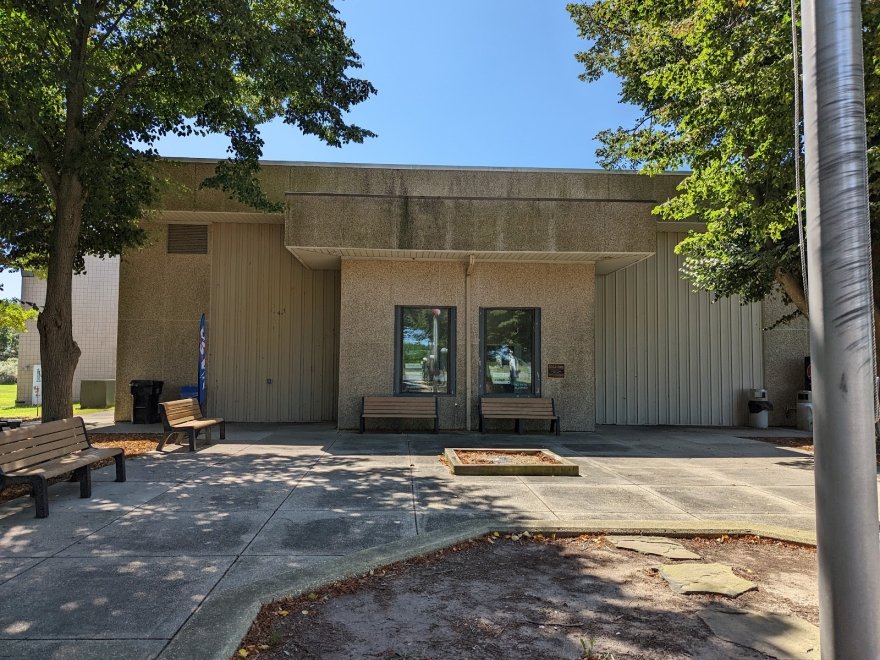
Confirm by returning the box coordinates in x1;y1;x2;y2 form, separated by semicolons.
0;298;37;360
568;0;878;319
0;1;375;419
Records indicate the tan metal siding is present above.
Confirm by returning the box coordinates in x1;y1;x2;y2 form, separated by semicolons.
208;223;339;422
596;233;763;425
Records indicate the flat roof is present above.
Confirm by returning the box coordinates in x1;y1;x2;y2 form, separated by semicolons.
160;156;690;176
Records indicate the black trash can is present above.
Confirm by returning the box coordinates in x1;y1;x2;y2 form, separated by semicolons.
130;380;163;424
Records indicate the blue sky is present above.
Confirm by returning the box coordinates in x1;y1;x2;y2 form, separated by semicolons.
1;1;638;299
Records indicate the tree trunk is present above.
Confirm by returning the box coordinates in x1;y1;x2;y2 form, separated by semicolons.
37;175;84;422
775;268;810;317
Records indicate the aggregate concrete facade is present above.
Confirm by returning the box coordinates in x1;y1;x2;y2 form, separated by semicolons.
114;222;210;421
112;159;810;428
285;165;680;259
337;259;595;431
761;290;811;426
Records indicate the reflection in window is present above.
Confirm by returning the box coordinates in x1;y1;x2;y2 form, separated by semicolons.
481;308;540;396
396;307;455;395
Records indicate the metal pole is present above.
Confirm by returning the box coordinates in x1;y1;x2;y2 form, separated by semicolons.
801;0;880;657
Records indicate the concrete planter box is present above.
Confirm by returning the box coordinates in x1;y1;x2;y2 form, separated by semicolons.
444;448;579;476
80;379;116;409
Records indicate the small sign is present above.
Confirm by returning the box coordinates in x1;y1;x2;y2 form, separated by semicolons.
548;364;565;378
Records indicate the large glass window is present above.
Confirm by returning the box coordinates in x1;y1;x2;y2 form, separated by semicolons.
395;306;456;395
481;308;540;396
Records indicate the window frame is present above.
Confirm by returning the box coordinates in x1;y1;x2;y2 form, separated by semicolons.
479;307;542;398
393;305;457;397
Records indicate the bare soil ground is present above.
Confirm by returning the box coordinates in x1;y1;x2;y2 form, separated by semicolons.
0;433;161;503
453;449;561;465
238;534;817;660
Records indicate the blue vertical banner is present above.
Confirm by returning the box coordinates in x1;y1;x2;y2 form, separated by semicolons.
198;314;207;408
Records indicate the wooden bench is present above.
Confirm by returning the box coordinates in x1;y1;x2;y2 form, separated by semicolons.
360;397;439;433
0;418;126;518
479;397;560;435
158;398;225;452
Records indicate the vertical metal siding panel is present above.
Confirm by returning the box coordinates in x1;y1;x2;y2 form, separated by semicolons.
323;273;335;421
719;298;732;425
678;239;692;424
636;260;648;424
208;224;340;423
301;268;314;420
615;273;627;423
605;271;617;423
666;234;681;424
333;269;341;417
311;273;325;421
291;259;303;421
657;234;669;424
708;296;721;425
625;267;637;424
595;277;606;424
646;254;659;424
277;241;291;421
269;226;283;422
698;291;710;425
730;298;744;425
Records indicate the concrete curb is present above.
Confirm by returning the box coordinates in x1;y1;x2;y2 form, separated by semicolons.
156;518;816;660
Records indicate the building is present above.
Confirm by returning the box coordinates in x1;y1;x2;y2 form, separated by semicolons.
114;159;808;429
17;256;119;404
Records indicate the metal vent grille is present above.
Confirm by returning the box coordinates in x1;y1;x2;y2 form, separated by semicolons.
167;224;208;254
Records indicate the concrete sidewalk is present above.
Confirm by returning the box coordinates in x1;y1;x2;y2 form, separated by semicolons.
0;425;861;659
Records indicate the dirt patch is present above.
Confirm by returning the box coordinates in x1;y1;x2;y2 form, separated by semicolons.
453;450;561;466
237;534;817;659
0;434;161;503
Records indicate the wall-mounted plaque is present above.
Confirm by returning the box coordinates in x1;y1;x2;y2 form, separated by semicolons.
548;364;565;378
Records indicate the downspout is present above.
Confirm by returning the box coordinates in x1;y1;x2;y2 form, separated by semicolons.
465;255;475;430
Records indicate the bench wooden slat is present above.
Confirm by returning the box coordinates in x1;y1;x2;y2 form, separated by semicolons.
9;447;122;478
0;417;126;518
479;397;560;435
360;396;439;433
362;413;438;418
159;399;225;452
0;428;89;457
0;435;91;471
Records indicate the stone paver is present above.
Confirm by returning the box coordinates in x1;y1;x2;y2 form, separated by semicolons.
0;423;846;658
609;535;701;559
660;562;757;596
698;606;820;659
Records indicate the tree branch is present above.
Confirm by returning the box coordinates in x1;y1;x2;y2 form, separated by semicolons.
93;0;140;50
89;66;149;140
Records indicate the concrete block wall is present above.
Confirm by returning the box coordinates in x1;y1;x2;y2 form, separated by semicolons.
16;256;119;404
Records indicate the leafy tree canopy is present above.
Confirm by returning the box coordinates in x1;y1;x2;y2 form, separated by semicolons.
568;0;878;317
0;0;376;272
0;0;375;419
0;298;37;334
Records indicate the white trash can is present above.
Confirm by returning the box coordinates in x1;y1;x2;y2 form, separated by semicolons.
796;390;813;432
747;388;772;429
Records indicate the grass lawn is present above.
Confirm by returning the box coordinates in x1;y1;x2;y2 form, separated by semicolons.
0;383;112;420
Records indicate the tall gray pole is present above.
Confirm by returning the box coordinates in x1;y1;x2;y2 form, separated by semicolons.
801;0;880;656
